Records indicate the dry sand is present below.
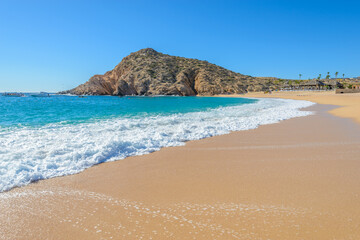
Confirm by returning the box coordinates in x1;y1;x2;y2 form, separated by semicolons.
239;91;360;124
1;92;360;239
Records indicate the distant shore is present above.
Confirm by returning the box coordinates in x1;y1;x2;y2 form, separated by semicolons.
235;90;360;123
1;91;360;239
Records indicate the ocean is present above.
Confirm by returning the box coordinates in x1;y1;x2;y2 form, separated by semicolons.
0;95;314;192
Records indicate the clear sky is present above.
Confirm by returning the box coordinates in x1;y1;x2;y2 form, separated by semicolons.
0;0;359;92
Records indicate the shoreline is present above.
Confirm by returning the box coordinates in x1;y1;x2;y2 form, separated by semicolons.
222;91;360;124
0;96;310;193
1;92;360;239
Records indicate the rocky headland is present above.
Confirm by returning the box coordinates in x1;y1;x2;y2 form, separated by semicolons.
60;48;278;96
61;48;353;96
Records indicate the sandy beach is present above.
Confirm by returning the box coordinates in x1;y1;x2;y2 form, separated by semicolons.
1;91;360;240
240;91;360;124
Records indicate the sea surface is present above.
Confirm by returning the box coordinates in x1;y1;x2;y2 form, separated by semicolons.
0;95;314;192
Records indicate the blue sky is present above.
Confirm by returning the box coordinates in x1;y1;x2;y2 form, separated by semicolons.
0;0;359;92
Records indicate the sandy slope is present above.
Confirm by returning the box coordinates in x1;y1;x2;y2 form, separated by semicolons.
1;93;360;239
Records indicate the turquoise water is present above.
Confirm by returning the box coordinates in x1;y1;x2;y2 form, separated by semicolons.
0;95;256;128
0;94;314;192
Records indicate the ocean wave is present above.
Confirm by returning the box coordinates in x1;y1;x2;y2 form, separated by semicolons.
0;98;314;192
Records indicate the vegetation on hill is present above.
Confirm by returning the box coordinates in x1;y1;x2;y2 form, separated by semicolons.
60;48;357;95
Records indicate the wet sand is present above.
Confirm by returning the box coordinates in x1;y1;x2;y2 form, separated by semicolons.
1;93;360;239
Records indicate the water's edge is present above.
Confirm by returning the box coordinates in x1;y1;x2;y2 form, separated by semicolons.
0;97;315;192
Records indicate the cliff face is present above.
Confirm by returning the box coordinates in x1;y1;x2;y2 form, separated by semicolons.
61;48;270;96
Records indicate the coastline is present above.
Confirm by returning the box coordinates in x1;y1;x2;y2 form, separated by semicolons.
226;91;360;124
1;92;360;239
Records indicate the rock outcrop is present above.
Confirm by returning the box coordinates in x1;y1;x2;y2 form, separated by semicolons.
59;49;349;96
60;48;268;96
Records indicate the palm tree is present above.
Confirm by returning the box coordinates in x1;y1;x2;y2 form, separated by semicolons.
335;72;339;79
318;74;322;80
326;72;330;79
299;74;302;80
343;73;345;81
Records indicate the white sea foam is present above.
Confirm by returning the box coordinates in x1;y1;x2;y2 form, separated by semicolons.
0;98;314;192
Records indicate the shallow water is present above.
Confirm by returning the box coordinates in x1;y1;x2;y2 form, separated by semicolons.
0;95;314;192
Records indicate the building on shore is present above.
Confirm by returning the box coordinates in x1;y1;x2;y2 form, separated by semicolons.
352;84;360;90
279;80;341;91
299;80;325;90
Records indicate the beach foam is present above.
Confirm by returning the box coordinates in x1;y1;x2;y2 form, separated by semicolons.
0;98;314;192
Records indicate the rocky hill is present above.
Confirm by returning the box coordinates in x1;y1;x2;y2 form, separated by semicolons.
60;48;274;96
61;48;348;96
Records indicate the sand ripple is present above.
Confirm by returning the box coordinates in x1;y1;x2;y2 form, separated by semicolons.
1;188;358;239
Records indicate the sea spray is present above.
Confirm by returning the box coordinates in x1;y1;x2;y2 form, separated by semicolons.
0;96;314;192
